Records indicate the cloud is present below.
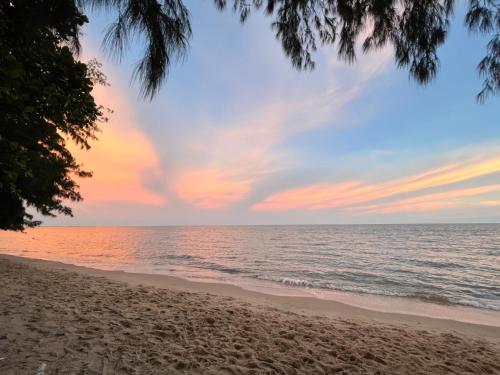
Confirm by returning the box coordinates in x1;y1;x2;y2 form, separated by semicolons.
71;21;394;214
349;184;500;215
171;47;394;210
253;156;500;212
174;168;254;209
70;82;166;206
480;200;500;207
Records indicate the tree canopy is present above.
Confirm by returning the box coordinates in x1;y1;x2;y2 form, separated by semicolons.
0;0;105;230
81;0;499;101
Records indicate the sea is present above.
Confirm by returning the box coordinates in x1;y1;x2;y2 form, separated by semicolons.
1;224;499;321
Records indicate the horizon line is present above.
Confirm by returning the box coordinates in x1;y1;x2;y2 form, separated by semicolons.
31;222;500;228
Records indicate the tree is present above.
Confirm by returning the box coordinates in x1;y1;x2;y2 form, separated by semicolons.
82;0;499;101
0;0;105;230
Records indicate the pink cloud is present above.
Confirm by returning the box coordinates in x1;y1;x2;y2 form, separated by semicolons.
70;83;166;206
252;182;361;211
253;157;500;212
172;48;395;211
174;168;252;209
480;200;500;207
349;185;500;215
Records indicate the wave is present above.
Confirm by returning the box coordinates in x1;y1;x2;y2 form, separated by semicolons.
272;277;312;287
256;275;500;311
198;262;243;275
407;292;453;305
164;254;198;260
156;255;244;275
406;258;466;270
455;299;500;311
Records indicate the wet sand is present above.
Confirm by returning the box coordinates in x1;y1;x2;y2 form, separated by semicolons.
1;254;499;374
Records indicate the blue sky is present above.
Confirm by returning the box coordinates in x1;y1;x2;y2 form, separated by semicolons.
44;1;500;225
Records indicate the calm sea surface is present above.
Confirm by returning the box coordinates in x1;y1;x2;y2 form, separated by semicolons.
1;225;499;311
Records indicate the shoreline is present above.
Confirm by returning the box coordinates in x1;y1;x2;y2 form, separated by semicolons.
2;251;499;325
2;224;498;321
2;253;499;342
1;253;499;374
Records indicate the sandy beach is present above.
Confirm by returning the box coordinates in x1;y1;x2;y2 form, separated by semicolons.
1;254;499;374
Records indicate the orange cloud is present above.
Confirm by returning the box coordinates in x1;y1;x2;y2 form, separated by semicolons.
174;168;252;209
480;200;500;207
252;182;361;211
349;185;500;214
69;83;165;206
170;43;395;212
253;157;500;211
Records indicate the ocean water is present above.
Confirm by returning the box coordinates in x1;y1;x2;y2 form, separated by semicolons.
1;224;499;312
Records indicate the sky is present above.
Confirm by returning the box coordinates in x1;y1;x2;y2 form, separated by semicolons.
44;2;500;226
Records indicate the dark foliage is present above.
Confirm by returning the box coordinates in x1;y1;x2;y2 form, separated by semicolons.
81;0;498;101
81;0;191;99
220;0;499;101
0;0;104;230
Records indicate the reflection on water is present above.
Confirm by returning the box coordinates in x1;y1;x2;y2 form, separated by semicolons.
0;224;499;312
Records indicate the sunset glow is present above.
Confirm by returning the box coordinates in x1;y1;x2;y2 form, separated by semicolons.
42;3;500;225
174;168;252;209
69;83;165;206
252;158;500;213
348;185;500;215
